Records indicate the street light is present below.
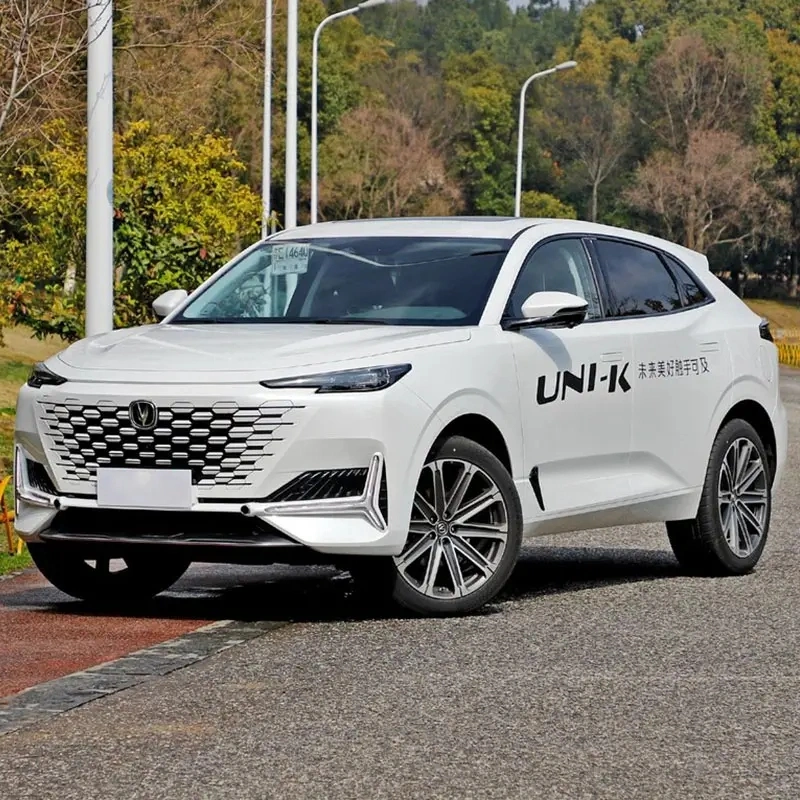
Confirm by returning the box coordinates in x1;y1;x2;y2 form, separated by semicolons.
86;0;115;336
310;0;387;224
261;0;273;238
285;0;298;230
514;60;577;218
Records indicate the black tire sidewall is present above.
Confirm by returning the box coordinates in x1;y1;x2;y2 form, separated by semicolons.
390;435;523;616
701;418;771;573
28;543;190;604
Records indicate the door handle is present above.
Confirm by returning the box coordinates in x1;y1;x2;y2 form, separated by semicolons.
699;341;720;352
601;351;623;362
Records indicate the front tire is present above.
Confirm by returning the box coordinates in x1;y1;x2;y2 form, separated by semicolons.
353;435;523;616
667;418;771;576
28;544;191;605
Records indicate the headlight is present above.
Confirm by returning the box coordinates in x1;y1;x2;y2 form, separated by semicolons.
261;364;411;393
27;362;67;388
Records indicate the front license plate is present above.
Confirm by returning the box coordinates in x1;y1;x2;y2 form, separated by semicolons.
96;469;193;510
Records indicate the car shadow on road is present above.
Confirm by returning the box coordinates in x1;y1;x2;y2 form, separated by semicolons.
7;544;684;624
500;544;682;604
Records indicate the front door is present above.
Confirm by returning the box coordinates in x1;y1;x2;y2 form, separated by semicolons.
506;237;634;522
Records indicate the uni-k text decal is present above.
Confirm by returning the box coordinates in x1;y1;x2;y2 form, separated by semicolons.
537;362;631;405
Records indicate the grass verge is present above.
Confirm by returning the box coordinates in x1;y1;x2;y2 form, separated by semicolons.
0;549;32;576
745;299;800;337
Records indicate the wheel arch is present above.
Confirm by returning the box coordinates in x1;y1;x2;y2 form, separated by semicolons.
393;397;522;548
719;399;777;482
706;373;780;485
429;414;513;475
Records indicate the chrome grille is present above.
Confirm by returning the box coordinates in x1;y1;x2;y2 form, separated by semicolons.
37;400;296;488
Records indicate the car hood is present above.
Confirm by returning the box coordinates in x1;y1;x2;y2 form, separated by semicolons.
55;323;472;375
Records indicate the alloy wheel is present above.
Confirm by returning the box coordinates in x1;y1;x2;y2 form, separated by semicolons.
394;458;509;599
717;437;768;558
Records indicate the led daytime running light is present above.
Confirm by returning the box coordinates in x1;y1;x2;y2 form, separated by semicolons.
261;364;411;393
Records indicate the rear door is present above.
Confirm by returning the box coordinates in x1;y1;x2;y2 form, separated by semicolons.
591;237;731;498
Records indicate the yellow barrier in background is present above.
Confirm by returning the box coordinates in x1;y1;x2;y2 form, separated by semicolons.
777;342;800;368
0;475;21;555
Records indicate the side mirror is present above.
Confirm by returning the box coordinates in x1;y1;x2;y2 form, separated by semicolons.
152;289;188;321
504;291;588;330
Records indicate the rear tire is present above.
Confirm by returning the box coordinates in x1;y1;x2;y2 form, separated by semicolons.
351;435;522;616
667;418;771;576
28;544;191;605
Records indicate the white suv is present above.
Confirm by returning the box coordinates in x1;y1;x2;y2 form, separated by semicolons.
14;217;787;615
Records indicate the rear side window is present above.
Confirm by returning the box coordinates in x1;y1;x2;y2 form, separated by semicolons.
664;255;710;307
595;239;682;317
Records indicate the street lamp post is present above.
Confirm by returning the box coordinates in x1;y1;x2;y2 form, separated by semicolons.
85;0;115;336
514;60;577;218
261;0;273;238
310;0;386;225
285;0;298;230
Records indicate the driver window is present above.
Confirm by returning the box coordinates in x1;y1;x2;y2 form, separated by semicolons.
507;238;602;320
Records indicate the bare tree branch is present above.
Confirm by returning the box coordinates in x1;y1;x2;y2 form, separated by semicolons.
0;0;86;185
626;130;789;253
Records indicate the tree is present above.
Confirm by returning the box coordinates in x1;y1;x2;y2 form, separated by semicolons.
548;83;633;222
758;28;800;295
417;0;484;68
0;0;85;190
625;129;788;253
0;120;260;339
318;106;462;219
113;0;390;219
443;50;516;215
364;54;468;158
521;190;577;219
639;33;768;152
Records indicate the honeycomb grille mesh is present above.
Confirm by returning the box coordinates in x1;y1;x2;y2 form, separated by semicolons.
37;400;296;488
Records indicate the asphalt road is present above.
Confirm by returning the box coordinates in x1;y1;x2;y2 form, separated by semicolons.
2;371;800;799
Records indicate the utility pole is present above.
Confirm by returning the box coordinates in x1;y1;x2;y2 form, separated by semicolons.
85;0;115;335
284;0;298;230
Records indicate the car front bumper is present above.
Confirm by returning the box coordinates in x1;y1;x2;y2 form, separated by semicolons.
14;379;434;556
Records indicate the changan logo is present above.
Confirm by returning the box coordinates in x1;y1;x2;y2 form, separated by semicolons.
129;400;158;430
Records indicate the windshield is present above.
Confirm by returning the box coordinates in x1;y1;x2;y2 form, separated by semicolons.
173;236;510;326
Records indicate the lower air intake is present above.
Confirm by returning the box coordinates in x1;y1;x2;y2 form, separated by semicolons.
266;468;369;503
27;460;57;495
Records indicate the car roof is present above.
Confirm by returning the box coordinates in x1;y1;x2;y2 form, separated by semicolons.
268;217;707;270
269;216;536;239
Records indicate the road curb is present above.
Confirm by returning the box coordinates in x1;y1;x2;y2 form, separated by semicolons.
0;618;288;737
